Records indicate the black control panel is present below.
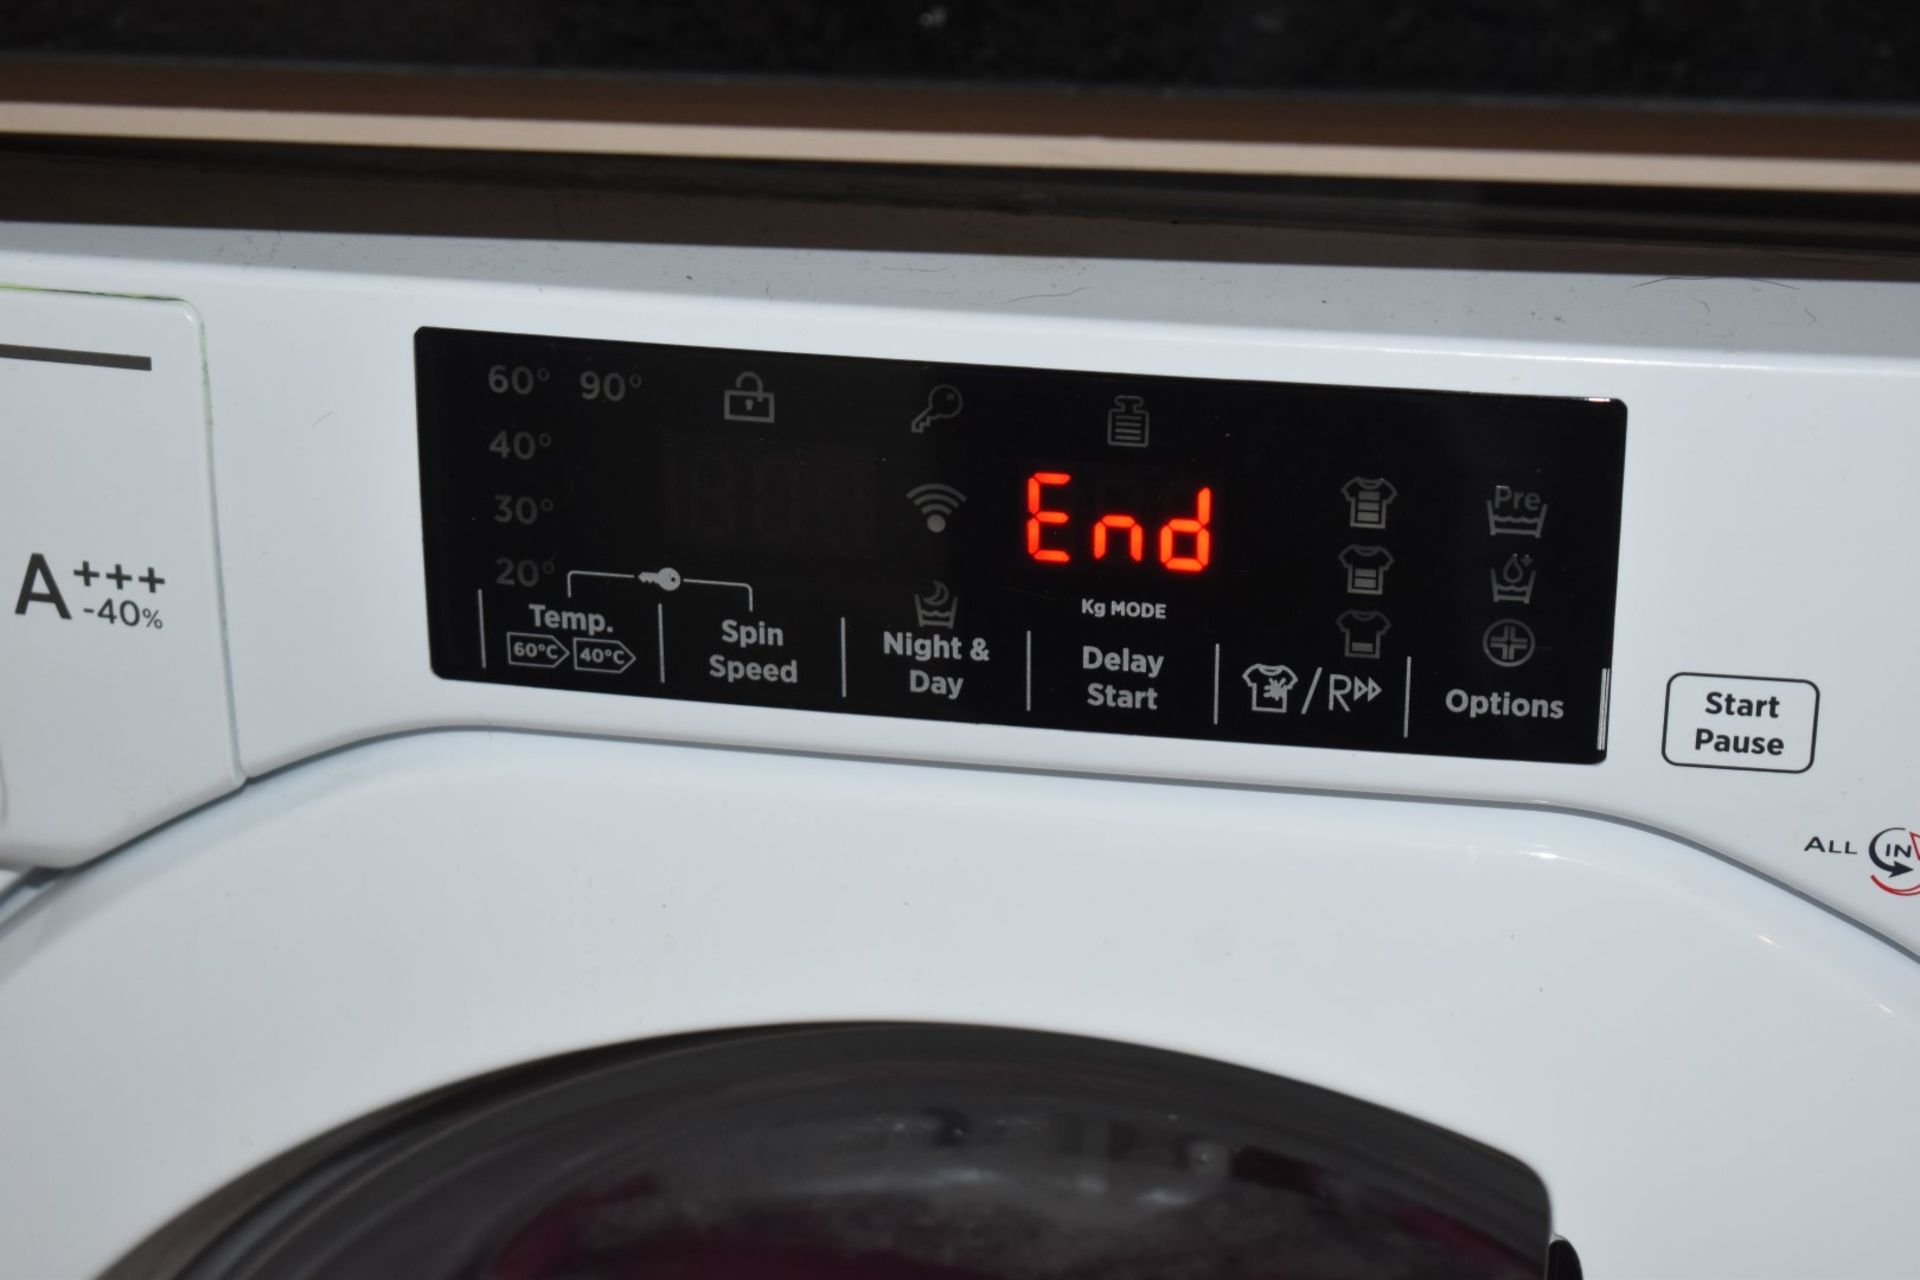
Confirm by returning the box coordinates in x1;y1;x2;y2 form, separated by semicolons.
418;328;1625;763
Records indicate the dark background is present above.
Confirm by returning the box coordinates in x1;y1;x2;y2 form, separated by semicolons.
4;0;1920;105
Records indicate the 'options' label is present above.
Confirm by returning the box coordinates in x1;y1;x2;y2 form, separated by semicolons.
1662;673;1818;773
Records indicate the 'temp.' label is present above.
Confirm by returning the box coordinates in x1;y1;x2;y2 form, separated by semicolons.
1663;673;1819;773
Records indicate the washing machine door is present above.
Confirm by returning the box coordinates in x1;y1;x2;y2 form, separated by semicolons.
134;1025;1558;1280
10;732;1919;1278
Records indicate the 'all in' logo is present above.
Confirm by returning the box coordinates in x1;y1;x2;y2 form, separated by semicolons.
1868;826;1920;897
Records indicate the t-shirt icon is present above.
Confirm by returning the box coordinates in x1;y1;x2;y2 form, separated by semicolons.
1342;477;1398;530
1241;663;1299;713
1336;610;1391;660
1339;545;1394;595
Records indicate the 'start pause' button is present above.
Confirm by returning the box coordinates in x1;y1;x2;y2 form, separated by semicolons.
1662;673;1819;773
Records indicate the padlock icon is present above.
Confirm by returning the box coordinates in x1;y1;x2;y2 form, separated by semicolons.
722;371;776;423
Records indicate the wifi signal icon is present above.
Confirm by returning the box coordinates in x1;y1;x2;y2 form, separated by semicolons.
906;483;968;533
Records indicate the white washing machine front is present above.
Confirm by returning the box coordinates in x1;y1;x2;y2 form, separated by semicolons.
2;206;1919;1278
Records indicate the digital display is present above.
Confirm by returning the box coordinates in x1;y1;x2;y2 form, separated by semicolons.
659;432;878;558
417;328;1625;763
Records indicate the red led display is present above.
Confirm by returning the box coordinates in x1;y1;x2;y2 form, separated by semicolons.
1026;472;1212;573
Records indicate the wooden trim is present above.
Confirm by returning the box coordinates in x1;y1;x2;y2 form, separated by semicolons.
5;60;1920;192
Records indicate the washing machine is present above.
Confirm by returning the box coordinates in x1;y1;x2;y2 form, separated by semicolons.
3;159;1920;1280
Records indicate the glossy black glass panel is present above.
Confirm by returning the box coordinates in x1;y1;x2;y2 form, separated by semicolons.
419;328;1624;762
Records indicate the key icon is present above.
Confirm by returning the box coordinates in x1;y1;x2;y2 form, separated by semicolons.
910;384;963;433
639;567;682;591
